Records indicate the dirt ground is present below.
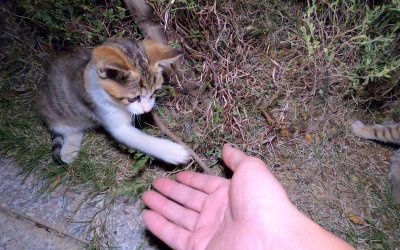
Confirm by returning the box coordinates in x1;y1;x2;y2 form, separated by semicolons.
1;0;399;249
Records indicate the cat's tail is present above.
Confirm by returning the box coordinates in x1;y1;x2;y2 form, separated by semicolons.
352;120;400;145
51;132;64;164
123;0;168;44
390;150;400;203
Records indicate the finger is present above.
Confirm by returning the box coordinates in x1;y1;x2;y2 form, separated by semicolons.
223;144;275;178
177;171;227;194
143;190;198;231
142;210;190;250
222;143;249;172
154;178;207;212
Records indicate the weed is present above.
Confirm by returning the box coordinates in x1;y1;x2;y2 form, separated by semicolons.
297;0;400;101
14;0;140;47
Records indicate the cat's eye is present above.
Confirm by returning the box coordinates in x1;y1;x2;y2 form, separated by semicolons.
127;96;140;103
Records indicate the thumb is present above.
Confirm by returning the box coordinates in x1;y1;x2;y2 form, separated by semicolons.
222;144;250;172
222;144;280;184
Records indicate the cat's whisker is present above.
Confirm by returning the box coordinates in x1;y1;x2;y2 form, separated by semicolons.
131;113;136;127
136;114;143;128
154;100;167;109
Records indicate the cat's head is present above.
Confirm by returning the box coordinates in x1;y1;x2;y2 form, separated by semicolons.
89;39;181;114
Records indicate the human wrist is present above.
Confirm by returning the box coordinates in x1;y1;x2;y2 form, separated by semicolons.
285;207;354;250
255;202;354;250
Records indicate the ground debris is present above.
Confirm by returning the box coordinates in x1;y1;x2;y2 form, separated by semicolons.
346;213;367;226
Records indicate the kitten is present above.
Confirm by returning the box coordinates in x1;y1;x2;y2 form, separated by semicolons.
352;120;400;202
39;39;191;165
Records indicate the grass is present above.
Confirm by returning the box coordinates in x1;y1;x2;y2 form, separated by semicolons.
1;0;400;248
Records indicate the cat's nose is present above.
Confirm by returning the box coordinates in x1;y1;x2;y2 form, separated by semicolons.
142;104;152;113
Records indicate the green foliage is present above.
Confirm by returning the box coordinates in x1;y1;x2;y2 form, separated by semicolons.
346;226;391;249
0;96;119;191
353;3;400;86
131;153;153;173
301;1;320;56
300;0;400;90
14;0;140;47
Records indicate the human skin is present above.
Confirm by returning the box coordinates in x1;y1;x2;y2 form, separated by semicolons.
142;144;354;250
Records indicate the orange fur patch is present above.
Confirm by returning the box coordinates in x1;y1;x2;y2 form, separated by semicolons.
93;46;132;70
143;40;181;66
92;46;141;81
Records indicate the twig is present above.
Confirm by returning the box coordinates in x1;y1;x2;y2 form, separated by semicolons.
152;112;213;174
261;88;283;119
261;110;276;125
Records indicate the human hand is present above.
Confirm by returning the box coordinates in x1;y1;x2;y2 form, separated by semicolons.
142;144;354;250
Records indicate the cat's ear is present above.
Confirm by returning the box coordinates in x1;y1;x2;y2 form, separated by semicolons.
143;39;182;69
92;46;140;81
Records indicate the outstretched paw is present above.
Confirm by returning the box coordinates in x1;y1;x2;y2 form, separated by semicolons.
61;151;79;164
351;120;365;138
161;141;191;165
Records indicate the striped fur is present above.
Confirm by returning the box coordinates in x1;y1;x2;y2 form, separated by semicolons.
51;132;63;164
39;39;190;165
352;120;400;202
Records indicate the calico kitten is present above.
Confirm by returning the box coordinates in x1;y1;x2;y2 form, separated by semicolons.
352;120;400;202
39;39;191;165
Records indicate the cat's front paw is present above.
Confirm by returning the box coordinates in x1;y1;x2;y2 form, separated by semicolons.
161;141;191;165
60;151;79;164
351;120;365;137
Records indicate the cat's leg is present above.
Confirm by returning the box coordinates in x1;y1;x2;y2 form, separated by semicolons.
352;120;378;140
352;120;400;143
51;128;84;164
389;149;400;203
60;132;85;164
108;124;190;165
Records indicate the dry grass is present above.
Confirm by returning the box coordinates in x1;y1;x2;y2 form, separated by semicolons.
1;0;399;248
147;0;400;248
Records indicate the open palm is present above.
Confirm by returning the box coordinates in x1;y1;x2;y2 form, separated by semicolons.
143;144;290;249
143;171;230;249
143;144;354;250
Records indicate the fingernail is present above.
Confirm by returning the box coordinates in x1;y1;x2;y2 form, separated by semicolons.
229;143;237;149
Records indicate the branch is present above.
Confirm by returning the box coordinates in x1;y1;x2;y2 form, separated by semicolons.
152;112;213;174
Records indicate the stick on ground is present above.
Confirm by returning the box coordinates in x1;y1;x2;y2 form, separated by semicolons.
151;112;214;174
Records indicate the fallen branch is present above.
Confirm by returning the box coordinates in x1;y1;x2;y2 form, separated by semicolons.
260;88;284;123
152;112;213;174
264;88;284;110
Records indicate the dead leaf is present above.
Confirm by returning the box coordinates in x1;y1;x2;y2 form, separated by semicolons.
261;110;275;124
280;128;291;138
347;213;366;225
350;175;359;183
47;175;61;192
305;134;313;144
